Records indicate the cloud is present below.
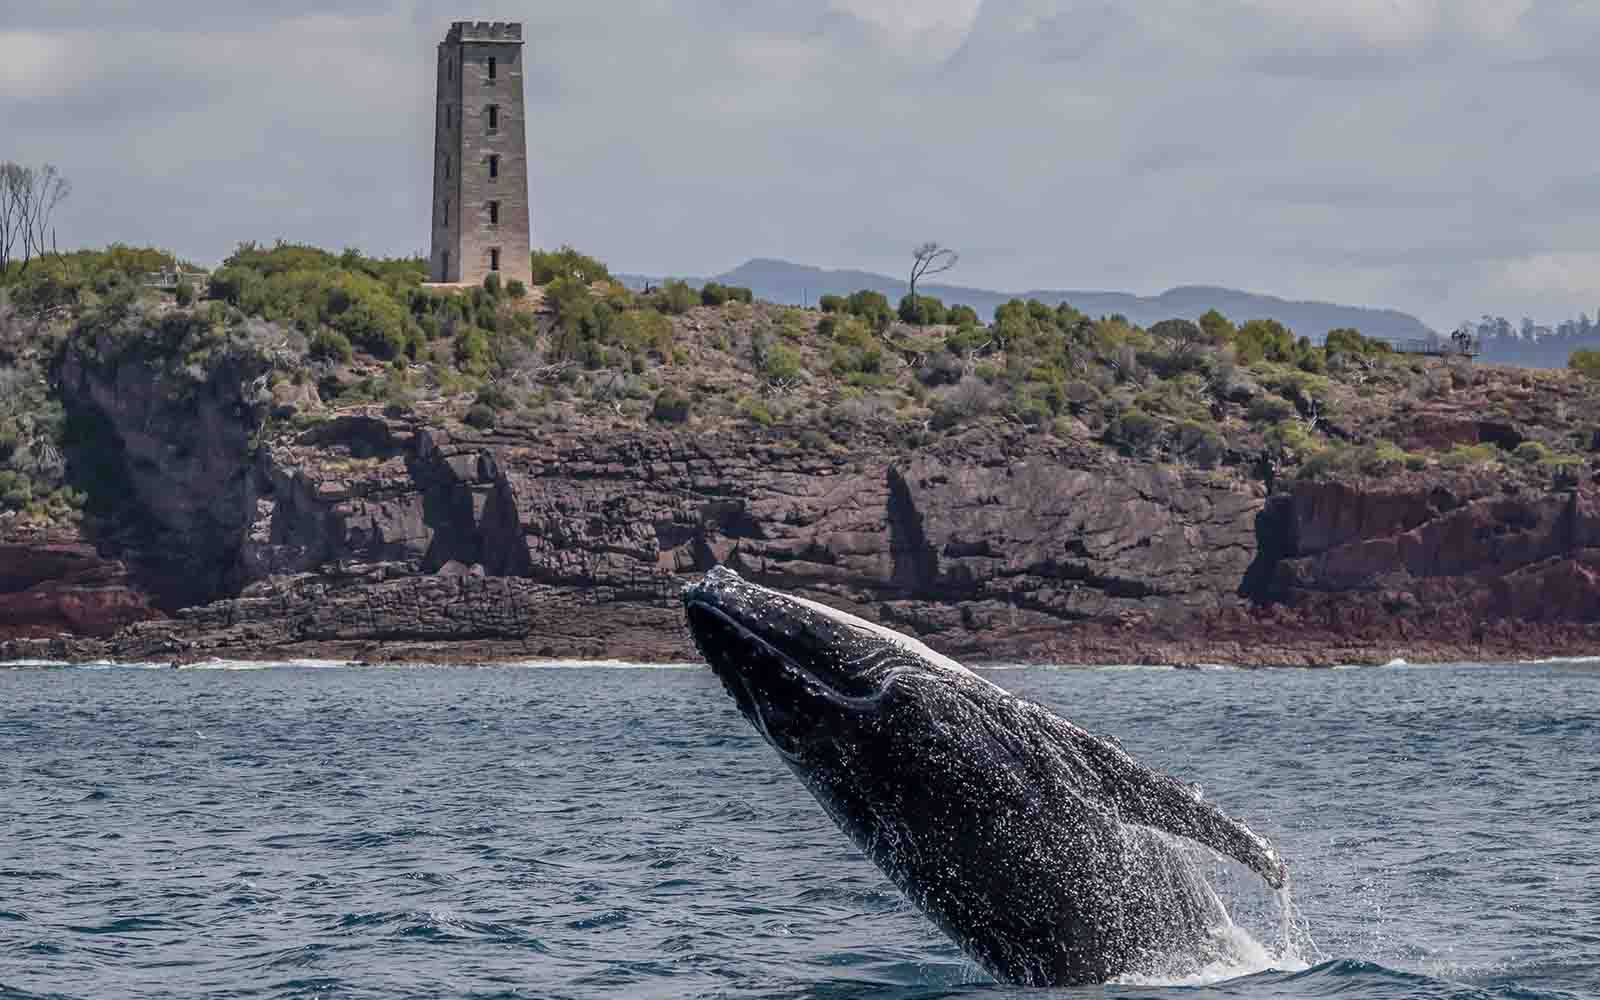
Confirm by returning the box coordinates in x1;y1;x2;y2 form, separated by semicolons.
1;0;1597;329
1495;253;1600;302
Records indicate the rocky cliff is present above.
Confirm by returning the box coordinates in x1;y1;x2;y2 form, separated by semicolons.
7;353;1600;666
7;261;1600;666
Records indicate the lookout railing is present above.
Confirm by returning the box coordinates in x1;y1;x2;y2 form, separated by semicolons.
141;269;211;291
1381;336;1479;358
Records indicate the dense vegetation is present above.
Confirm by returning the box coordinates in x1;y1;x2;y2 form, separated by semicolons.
2;241;1597;530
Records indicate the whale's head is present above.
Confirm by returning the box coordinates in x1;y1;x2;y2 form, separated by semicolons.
681;565;992;761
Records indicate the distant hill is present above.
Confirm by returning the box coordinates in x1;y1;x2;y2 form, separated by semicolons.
621;258;1435;342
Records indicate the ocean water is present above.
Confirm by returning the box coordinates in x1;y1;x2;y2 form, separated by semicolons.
1;659;1596;999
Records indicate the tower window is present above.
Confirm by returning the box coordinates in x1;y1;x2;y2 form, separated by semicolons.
442;250;450;278
488;155;499;179
445;105;451;129
442;200;449;226
488;200;500;225
490;249;501;272
488;57;497;80
487;105;499;133
447;60;453;82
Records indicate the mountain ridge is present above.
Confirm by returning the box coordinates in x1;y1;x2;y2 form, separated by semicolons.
621;257;1435;341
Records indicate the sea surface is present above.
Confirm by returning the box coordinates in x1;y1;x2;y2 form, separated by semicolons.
1;658;1596;999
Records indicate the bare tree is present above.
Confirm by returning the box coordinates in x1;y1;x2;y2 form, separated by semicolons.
0;163;25;274
908;242;958;317
2;164;70;271
22;164;69;267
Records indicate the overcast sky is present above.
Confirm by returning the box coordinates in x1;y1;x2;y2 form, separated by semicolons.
3;1;1597;328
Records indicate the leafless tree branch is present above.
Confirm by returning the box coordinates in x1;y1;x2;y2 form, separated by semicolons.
3;164;70;272
0;163;26;274
908;242;959;314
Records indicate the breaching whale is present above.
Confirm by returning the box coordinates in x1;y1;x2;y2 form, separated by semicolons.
682;566;1289;987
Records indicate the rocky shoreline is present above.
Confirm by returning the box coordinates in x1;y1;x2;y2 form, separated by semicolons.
7;563;1600;670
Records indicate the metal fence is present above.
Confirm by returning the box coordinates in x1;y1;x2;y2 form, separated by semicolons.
141;270;210;290
1384;336;1479;357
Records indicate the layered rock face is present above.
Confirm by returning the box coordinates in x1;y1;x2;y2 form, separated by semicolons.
7;354;1600;665
0;537;160;639
102;418;1267;662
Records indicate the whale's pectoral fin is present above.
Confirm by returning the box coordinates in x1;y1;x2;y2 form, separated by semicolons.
1117;764;1289;889
1041;713;1290;888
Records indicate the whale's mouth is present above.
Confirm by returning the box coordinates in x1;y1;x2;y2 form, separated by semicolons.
685;599;890;758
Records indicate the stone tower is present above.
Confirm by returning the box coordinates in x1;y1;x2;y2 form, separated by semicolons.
430;21;532;286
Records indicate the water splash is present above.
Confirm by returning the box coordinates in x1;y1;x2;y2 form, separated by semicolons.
1116;844;1322;987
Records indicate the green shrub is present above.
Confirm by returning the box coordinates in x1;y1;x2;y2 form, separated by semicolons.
1361;441;1411;475
308;330;354;363
652;280;699;316
1009;389;1053;427
1325;327;1391;356
483;273;502;297
506;279;527;299
530;246;610;285
819;294;847;314
827;315;884;376
464;403;497;429
476;384;517;411
1248;394;1296;424
1514;441;1553;465
1570;349;1600;380
946;304;980;327
740;397;775;427
650;387;692;424
699;282;751;307
1198;309;1236;345
846;290;894;331
454;326;493;376
174;278;195;306
0;470;32;511
945;325;989;356
1297;445;1357;481
1106;407;1161;453
1175;421;1225;467
1235;319;1296;364
1439;443;1500;469
898;294;947;326
754;336;804;381
1265;420;1318;459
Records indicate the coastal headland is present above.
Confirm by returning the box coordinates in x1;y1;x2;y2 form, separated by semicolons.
5;244;1600;667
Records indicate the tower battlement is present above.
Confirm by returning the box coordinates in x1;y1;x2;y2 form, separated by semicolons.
448;21;523;43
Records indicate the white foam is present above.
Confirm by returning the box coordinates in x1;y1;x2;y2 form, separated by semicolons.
498;659;700;670
1115;883;1315;988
